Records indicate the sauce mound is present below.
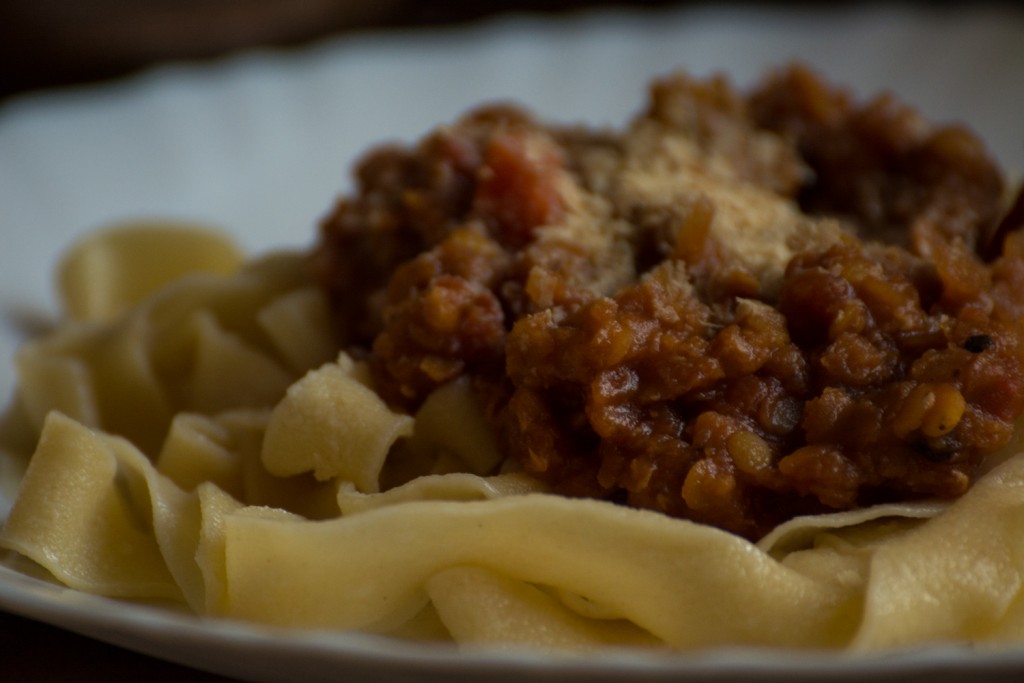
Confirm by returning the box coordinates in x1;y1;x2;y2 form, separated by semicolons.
313;65;1024;538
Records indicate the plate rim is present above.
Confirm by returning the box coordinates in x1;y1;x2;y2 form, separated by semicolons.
5;560;1024;683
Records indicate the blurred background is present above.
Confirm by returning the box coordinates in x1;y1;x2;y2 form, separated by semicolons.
0;0;695;100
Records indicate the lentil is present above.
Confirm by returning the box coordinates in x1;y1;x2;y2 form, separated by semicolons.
313;65;1024;538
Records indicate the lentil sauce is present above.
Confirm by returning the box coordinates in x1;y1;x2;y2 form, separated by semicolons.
312;65;1024;539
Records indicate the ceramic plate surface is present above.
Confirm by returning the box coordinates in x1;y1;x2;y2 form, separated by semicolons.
2;4;1024;681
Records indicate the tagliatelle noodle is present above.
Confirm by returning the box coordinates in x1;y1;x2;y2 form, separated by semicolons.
156;411;244;495
424;565;661;650
6;403;1024;651
261;353;414;491
222;493;867;647
182;310;294;415
407;376;503;476
57;221;243;323
255;288;339;375
155;408;340;520
12;235;333;456
1;412;190;601
6;225;1024;652
2;411;858;647
335;472;545;517
851;452;1024;649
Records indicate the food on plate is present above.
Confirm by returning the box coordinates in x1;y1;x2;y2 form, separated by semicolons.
3;64;1024;652
313;64;1024;539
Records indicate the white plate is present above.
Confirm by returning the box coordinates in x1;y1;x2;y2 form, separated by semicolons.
2;4;1024;681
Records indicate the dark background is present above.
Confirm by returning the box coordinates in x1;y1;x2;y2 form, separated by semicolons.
0;0;688;101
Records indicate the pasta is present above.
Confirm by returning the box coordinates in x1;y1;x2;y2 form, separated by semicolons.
5;66;1024;655
0;222;1022;653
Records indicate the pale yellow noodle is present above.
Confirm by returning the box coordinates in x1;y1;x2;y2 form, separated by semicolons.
5;225;1024;653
